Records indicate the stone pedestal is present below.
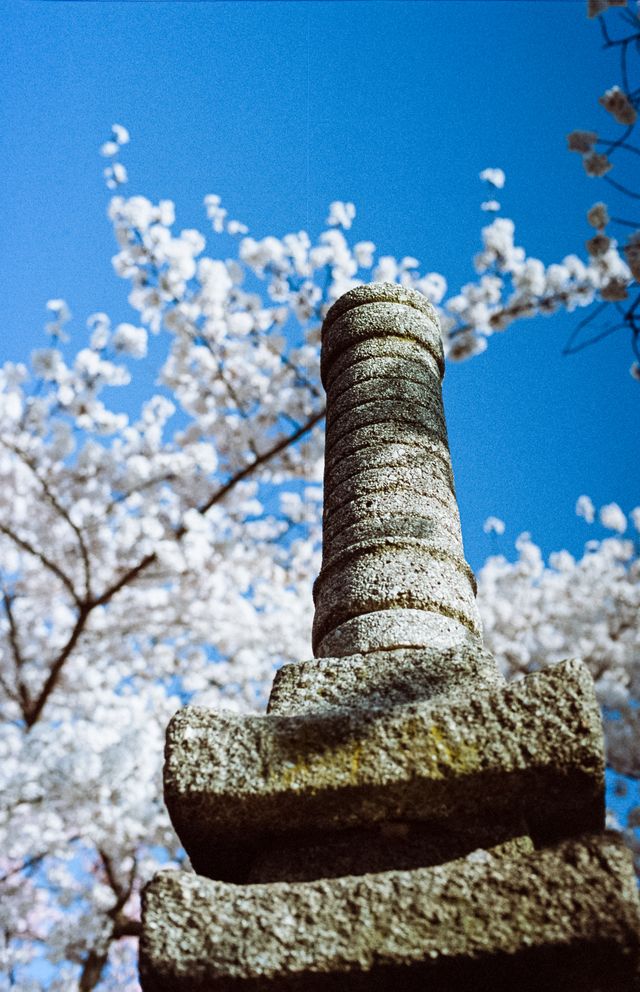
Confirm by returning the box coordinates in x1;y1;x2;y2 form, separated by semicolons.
139;284;640;990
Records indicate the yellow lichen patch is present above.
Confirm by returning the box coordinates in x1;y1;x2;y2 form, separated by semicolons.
422;721;479;778
270;737;366;793
266;715;479;797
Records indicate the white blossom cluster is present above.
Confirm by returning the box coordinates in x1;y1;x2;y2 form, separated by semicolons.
106;160;636;378
442;214;632;361
100;124;130;191
478;501;640;870
0;289;321;985
99;115;639;376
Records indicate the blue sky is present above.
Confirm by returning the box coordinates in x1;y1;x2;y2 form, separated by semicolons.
1;0;637;572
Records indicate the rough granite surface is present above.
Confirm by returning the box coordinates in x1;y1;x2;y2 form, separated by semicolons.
139;832;640;992
322;282;440;338
165;659;604;880
323;436;454;497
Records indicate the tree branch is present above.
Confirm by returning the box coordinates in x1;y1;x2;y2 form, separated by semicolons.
0;834;81;884
104;472;178;514
99;849;128;905
112;918;142;939
1;587;30;714
0;440;93;598
563;320;626;355
0;524;81;607
191;406;326;525
24;604;91;728
78;947;110;992
602;174;640;200
562;300;610;355
76;850;141;990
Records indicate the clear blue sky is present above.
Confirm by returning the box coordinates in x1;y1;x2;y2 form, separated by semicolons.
1;0;637;572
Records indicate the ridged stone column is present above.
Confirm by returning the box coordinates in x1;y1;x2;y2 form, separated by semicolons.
313;283;482;658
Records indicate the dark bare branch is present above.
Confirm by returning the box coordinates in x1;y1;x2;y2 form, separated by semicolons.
112;918;142;939
78;947;110;992
104;473;178;514
1;587;30;714
24;604;91;728
192;406;325;524
0;440;93;597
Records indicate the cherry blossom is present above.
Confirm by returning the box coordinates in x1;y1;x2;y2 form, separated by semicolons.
600;501;628;532
478;502;640;870
479;167;506;189
576;494;596;523
483;516;506;536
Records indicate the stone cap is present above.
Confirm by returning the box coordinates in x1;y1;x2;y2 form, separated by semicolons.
320;283;444;387
322;281;440;336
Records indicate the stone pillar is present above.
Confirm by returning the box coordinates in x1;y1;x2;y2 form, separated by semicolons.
314;284;480;658
140;283;640;992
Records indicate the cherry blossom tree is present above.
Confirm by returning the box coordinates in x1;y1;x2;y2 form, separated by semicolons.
1;3;639;988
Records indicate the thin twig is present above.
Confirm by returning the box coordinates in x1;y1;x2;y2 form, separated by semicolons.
563;321;626;355
609;216;640;228
0;441;93;597
562;301;609;355
597;139;640;158
603;174;640;201
192;407;325;524
0;524;81;607
1;587;30;713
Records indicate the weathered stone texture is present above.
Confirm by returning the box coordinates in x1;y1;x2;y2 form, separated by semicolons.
165;659;603;880
320;297;443;387
320;282;440;352
313;283;480;658
140;833;640;992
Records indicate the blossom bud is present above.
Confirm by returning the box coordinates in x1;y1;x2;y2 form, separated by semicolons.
600;279;628;302
567;130;598;153
599;502;627;534
583;151;613;177
586;233;611;257
599;85;637;127
479;167;506;189
587;0;626;17
483;516;505;536
587;202;609;230
576;495;595;524
447;331;487;361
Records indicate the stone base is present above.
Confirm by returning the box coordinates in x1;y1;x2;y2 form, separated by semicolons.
140;832;640;992
165;659;603;881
